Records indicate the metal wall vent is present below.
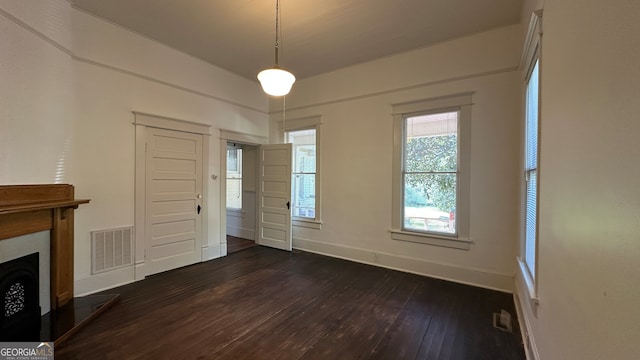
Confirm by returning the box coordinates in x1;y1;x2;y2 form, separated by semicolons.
492;309;513;333
91;226;133;274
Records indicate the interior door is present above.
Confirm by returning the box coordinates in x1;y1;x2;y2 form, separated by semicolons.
258;143;292;251
145;127;203;275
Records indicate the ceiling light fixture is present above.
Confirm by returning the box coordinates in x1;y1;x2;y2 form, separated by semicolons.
257;0;295;96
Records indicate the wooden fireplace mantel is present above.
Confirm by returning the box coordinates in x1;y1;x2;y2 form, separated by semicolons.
0;184;90;310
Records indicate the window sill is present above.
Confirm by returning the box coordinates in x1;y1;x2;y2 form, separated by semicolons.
390;229;472;250
517;257;540;308
293;218;322;230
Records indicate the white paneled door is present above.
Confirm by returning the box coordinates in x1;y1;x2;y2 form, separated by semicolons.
145;128;203;275
258;144;292;251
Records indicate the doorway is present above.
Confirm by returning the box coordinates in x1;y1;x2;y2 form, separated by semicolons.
225;142;258;253
219;130;293;255
133;112;211;280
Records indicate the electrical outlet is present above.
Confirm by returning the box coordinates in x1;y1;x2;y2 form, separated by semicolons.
373;253;380;263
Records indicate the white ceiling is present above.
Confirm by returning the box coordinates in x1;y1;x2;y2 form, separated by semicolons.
71;0;523;81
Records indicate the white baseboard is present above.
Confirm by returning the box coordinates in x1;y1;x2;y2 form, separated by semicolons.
293;237;514;293
221;242;227;257
75;266;136;296
77;246;224;296
514;270;541;360
226;226;255;241
202;244;222;261
134;260;146;281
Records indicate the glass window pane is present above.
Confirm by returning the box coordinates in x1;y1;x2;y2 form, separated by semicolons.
525;170;537;277
288;129;316;173
405;112;458;172
403;173;456;234
292;174;315;218
226;178;242;209
526;60;539;170
227;148;238;172
226;147;242;209
287;128;317;219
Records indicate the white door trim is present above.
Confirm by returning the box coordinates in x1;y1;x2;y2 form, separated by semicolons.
133;112;210;280
133;111;212;135
219;129;268;256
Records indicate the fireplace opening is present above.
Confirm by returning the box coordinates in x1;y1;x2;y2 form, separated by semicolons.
0;253;41;341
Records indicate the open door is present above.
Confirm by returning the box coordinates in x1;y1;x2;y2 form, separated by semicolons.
258;143;292;251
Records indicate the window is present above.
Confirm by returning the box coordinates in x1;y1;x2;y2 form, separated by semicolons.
226;146;242;209
518;9;542;306
403;111;458;235
287;129;317;219
281;115;322;228
391;93;472;250
524;59;539;280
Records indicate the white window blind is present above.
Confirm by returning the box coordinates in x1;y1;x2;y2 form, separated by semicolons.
524;59;539;279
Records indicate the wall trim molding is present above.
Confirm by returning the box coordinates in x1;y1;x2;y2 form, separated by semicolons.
271;66;518;114
0;6;73;56
293;237;514;293
0;5;267;115
226;226;256;242
74;56;266;114
74;266;136;296
219;129;269;145
202;244;222;261
514;274;541;360
133;111;211;135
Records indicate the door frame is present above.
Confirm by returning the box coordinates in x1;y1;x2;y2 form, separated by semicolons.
219;130;268;256
133;112;211;281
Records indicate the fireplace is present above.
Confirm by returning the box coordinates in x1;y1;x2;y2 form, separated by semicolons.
0;184;120;346
0;253;41;341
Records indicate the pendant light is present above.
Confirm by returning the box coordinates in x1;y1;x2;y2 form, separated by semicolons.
257;0;295;96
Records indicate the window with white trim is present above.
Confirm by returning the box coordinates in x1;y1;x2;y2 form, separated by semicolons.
518;10;542;306
287;129;317;219
226;145;242;210
391;93;472;250
281;116;322;228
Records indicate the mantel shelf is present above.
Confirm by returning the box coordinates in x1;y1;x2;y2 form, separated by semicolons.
0;199;90;215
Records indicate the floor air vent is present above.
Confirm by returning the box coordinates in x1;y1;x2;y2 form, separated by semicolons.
91;226;133;274
492;309;513;333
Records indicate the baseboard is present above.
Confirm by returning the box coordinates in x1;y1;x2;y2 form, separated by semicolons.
293;237;514;293
514;271;541;360
202;244;222;261
134;261;145;281
221;242;227;257
226;226;255;241
75;266;136;296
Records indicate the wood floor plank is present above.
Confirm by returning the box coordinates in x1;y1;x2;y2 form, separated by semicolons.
54;247;525;360
227;235;257;253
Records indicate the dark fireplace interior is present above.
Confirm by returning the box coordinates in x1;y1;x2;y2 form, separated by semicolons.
0;253;41;341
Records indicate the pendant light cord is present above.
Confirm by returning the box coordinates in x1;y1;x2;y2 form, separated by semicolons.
274;0;280;66
283;95;287;143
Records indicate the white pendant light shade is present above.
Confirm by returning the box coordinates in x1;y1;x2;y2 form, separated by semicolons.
257;68;296;96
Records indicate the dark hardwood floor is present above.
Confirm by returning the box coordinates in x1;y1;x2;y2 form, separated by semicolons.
56;247;525;360
227;235;257;253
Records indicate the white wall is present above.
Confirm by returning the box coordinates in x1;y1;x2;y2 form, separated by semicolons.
515;0;640;359
269;25;523;292
0;0;269;295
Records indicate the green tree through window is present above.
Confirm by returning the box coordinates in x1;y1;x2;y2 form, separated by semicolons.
405;134;457;212
403;111;458;234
